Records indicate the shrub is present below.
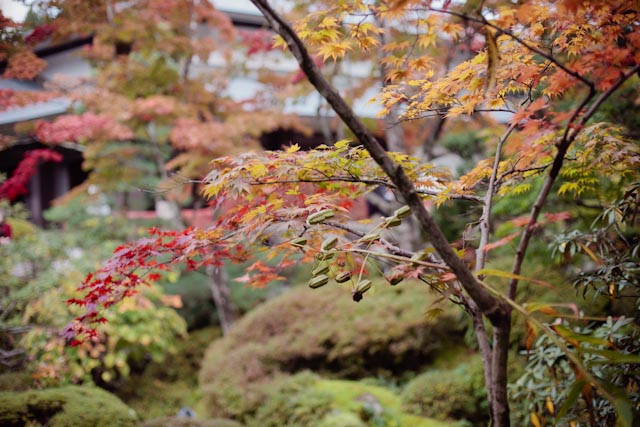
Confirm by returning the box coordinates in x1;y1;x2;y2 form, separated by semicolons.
200;283;465;419
0;218;186;386
401;356;488;424
0;385;137;427
248;373;333;427
247;374;450;427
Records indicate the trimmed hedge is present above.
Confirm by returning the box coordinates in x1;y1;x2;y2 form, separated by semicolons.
200;283;465;419
0;385;137;427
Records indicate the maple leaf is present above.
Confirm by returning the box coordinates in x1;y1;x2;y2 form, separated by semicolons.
318;41;352;61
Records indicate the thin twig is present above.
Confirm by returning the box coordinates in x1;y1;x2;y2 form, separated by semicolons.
324;219;416;259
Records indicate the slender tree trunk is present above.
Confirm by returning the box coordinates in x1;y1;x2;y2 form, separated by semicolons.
491;318;512;427
206;265;236;335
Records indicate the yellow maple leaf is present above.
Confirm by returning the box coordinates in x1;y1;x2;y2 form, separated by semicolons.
285;143;301;153
318;41;351;61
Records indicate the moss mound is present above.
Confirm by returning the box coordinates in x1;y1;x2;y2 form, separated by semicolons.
0;385;137;427
401;356;488;424
200;283;464;419
247;373;450;427
141;417;244;427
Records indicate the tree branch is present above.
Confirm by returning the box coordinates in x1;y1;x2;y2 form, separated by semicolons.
324;219;434;262
248;177;483;202
508;65;640;299
249;0;507;323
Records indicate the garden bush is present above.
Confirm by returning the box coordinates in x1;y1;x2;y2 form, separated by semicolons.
401;356;488;425
246;373;450;427
200;283;465;419
0;385;137;427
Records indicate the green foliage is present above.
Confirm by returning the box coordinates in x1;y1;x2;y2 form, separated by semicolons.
554;184;640;308
244;373;449;427
439;130;484;161
0;372;36;392
0;385;137;427
0;208;186;385
511;318;640;427
161;263;275;331
491;177;543;219
595;77;640;138
401;356;488;424
161;271;218;330
200;284;465;419
431;199;479;242
114;54;181;98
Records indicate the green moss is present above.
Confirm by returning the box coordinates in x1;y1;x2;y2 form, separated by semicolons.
200;284;464;419
248;373;333;427
248;375;450;427
0;385;137;427
401;356;488;424
318;412;366;427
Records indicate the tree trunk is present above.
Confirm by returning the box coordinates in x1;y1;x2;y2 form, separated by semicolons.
206;265;236;335
490;317;512;427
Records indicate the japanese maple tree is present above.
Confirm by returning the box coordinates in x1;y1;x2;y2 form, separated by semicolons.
22;0;640;425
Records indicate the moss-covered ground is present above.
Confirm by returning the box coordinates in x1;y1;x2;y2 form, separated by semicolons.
0;385;138;427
